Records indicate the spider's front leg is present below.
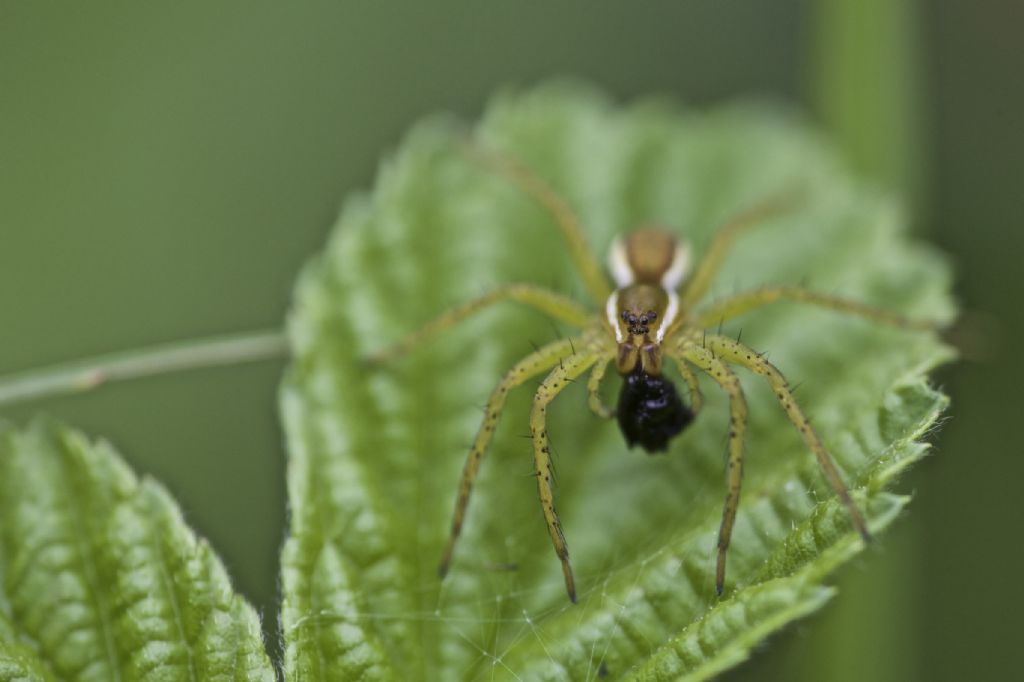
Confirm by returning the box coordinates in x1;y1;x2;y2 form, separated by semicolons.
462;141;612;305
530;344;603;602
672;342;748;595
680;191;803;308
705;334;871;543
438;336;581;579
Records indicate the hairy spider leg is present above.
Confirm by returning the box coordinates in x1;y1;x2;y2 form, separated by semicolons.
695;285;939;331
463;141;612;305
529;344;604;602
679;191;804;309
586;355;616;419
704;334;871;543
673;344;748;595
438;336;583;579
366;283;593;364
676;358;705;413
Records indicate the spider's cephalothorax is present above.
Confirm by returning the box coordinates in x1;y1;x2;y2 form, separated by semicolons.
372;146;932;603
606;228;690;377
616;367;695;453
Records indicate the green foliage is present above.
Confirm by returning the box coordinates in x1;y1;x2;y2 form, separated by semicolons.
279;84;955;680
0;419;274;681
0;84;955;680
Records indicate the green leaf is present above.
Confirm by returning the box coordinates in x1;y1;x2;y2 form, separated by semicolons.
280;82;955;680
0;419;275;681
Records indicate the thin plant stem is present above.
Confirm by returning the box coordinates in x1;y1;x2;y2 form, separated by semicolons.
0;329;288;409
805;1;928;680
811;0;926;221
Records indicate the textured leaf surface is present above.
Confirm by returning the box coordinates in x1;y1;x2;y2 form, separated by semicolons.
0;420;274;682
280;84;955;680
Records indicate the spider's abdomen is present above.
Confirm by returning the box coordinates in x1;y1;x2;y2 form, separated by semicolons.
616;369;694;453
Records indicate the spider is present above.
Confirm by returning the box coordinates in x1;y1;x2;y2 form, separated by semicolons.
369;143;933;603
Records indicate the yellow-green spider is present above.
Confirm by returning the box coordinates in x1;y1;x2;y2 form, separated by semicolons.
369;144;933;603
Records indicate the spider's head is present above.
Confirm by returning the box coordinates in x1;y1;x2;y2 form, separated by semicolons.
607;283;675;376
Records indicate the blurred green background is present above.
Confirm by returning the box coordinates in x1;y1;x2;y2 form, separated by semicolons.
1;2;1018;679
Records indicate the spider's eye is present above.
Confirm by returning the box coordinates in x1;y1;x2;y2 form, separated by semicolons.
647;310;657;320
621;311;630;322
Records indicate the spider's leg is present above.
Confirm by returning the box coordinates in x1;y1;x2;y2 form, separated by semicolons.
705;334;871;543
695;285;938;330
586;354;615;420
672;342;748;595
439;336;581;579
530;344;602;602
675;356;705;413
463;142;612;305
680;191;803;308
367;283;593;364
